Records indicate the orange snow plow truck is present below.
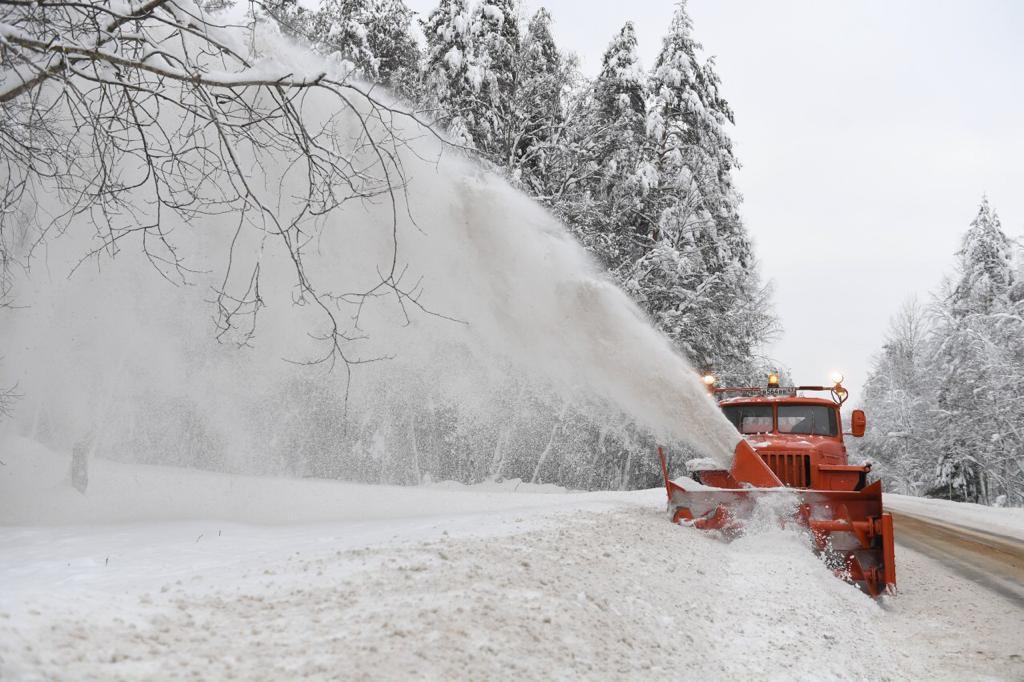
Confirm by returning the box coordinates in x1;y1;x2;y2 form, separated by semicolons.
657;372;896;597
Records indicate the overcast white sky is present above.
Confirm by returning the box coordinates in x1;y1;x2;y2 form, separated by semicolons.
407;0;1024;397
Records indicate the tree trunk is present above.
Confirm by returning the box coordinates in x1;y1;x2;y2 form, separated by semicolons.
489;426;510;480
619;448;633;491
531;404;569;484
409;414;422;485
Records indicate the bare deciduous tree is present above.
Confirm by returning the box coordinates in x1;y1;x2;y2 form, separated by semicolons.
0;0;443;387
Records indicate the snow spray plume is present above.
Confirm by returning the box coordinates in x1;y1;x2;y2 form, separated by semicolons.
0;23;740;488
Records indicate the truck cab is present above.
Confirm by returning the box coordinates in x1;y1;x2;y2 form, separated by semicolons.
702;374;869;492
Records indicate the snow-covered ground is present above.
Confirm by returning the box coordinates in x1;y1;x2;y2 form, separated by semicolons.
884;493;1024;543
2;436;1022;680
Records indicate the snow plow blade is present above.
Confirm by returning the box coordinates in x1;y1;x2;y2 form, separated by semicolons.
658;443;896;597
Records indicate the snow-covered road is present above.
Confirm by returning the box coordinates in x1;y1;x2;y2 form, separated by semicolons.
2;438;1022;680
891;511;1024;608
885;492;1024;609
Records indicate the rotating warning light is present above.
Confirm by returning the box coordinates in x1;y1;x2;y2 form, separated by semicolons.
767;371;780;388
830;371;845;386
702;374;717;386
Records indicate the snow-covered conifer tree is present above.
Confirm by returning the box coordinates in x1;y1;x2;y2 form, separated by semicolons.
633;1;774;379
509;9;567;190
647;0;741;242
362;0;422;95
590;22;651;242
460;0;520;157
421;0;522;151
422;1;578;188
263;0;421;97
929;198;1020;503
422;0;475;145
950;198;1015;315
261;0;376;76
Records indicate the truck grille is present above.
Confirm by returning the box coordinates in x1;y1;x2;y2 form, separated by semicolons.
761;453;811;488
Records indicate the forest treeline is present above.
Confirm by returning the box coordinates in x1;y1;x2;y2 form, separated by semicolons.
98;0;773;490
261;0;778;383
2;0;774;491
13;1;1019;503
859;199;1024;506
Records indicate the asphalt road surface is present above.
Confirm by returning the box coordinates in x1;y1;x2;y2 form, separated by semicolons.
892;510;1024;608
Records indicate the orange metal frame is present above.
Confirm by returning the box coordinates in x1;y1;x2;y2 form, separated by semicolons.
657;441;897;597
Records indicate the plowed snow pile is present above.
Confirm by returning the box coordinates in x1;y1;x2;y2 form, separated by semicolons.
0;440;894;679
884;493;1024;542
5;438;1024;680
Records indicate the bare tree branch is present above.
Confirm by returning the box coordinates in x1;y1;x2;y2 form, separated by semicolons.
0;0;454;379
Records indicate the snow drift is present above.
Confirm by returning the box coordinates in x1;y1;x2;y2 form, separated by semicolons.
6;434;1024;680
0;443;896;680
0;17;740;492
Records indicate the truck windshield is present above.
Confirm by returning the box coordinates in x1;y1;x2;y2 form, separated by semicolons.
777;404;837;436
721;405;773;434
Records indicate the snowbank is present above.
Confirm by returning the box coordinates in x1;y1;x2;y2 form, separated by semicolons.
0;439;893;681
1;505;897;680
884;492;1024;542
3;437;1023;680
0;435;649;526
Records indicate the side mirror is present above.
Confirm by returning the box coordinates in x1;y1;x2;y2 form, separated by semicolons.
850;409;866;438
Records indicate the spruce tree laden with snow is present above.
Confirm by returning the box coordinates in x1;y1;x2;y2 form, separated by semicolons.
507;9;570;192
276;0;379;77
630;0;775;381
418;1;776;386
421;0;476;146
467;0;520;155
422;0;563;173
361;0;423;96
571;21;653;267
259;0;421;98
930;199;1022;504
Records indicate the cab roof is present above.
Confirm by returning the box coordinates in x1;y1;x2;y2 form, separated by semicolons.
717;395;839;407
